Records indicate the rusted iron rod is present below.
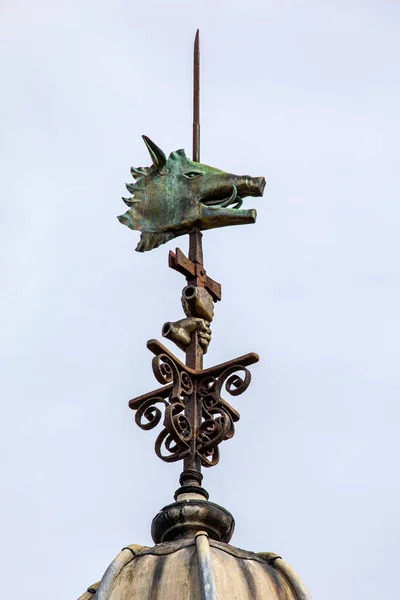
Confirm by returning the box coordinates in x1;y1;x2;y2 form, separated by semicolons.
193;28;200;163
187;29;204;373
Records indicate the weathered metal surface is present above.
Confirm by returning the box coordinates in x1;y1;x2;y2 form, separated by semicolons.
271;559;312;600
195;532;217;600
193;29;200;163
169;247;220;300
76;29;314;600
151;499;235;544
182;285;214;321
163;284;214;354
162;316;211;353
118;136;265;252
169;242;221;369
189;32;208;373
76;583;98;600
77;539;312;600
129;339;258;497
118;30;265;253
120;31;265;502
95;548;136;600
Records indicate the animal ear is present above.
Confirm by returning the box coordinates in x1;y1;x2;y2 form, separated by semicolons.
142;135;167;171
169;149;188;161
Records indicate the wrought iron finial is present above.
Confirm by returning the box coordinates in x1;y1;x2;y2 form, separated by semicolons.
129;340;259;499
122;31;266;500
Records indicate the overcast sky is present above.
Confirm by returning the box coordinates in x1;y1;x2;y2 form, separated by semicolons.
1;1;400;598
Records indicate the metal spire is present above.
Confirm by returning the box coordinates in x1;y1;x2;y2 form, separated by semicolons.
127;31;263;501
193;29;200;163
188;29;204;371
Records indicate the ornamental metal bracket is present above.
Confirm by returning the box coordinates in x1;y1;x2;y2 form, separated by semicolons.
129;339;258;498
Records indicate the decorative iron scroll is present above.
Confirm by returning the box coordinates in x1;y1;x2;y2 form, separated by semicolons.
129;339;258;468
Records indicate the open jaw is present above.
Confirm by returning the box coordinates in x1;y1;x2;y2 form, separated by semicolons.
201;185;243;209
200;177;266;211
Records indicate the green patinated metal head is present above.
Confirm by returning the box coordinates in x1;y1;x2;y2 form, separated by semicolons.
118;136;266;252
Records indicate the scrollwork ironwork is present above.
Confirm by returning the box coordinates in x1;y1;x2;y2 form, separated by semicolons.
196;364;251;467
128;340;258;474
134;396;168;431
216;364;252;398
152;353;177;385
130;349;193;464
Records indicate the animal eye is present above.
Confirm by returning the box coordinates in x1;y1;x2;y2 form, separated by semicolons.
184;172;201;179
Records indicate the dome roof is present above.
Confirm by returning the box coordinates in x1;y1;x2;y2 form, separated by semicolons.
77;501;311;600
78;538;310;600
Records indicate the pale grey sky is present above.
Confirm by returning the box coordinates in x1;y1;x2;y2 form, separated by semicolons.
1;1;400;598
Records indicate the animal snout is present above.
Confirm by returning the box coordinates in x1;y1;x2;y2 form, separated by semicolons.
234;175;266;197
